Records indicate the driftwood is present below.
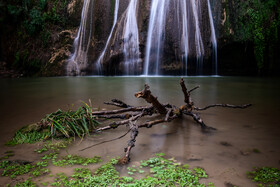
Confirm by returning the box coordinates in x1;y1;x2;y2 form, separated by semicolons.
81;78;251;164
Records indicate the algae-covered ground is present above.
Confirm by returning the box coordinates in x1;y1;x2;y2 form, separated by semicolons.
0;138;214;186
1;136;279;187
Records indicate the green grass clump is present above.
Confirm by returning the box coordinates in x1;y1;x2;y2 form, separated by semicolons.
6;102;99;146
247;167;280;186
40;102;99;139
6;131;50;146
53;155;102;166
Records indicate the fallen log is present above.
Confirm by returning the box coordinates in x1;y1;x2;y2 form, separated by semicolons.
80;78;252;164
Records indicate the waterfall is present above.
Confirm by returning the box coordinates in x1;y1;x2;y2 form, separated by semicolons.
67;0;94;76
144;0;170;75
122;0;140;75
207;0;218;75
180;0;189;75
95;0;119;74
67;0;218;76
191;0;204;75
144;0;217;76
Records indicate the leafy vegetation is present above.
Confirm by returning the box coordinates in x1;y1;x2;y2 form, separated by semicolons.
0;0;74;76
224;0;280;74
0;160;50;179
51;154;212;187
247;167;280;186
40;102;99;138
6;102;99;146
245;0;279;74
14;178;37;187
0;152;214;186
0;151;15;160
34;138;74;153
52;155;102;166
6;130;50;146
6;0;68;36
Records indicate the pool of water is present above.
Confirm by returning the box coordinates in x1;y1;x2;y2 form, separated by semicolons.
0;76;279;186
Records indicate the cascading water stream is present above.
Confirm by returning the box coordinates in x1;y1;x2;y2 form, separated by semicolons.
191;0;205;75
95;0;119;75
144;0;217;76
67;0;94;76
144;0;170;75
207;0;218;75
180;0;189;75
123;0;140;75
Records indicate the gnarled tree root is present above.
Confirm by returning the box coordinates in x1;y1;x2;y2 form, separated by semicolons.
81;78;252;164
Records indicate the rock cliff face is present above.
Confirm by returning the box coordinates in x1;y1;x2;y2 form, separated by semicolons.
0;0;279;76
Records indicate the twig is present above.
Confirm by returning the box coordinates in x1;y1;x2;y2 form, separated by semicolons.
79;129;131;151
104;99;132;108
188;86;200;94
194;104;252;111
92;106;151;115
183;111;216;130
97;114;132;119
94;112;144;132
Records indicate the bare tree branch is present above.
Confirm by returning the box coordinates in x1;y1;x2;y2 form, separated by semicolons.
104;99;132;108
92;106;151;115
135;84;167;114
194;104;252;111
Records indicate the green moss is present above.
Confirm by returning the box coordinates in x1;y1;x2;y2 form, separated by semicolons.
94;18;102;39
0;161;33;178
247;167;280;186
111;0;115;17
253;148;261;153
0;159;50;179
35;138;74;153
223;0;280;74
52;155;102;166
0;151;15;160
51;154;212;186
1;152;214;186
14;178;37;187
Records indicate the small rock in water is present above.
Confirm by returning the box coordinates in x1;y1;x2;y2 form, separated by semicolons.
187;154;203;161
252;148;261;153
240;149;251;156
130;161;141;167
220;141;232;147
225;182;239;187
